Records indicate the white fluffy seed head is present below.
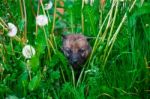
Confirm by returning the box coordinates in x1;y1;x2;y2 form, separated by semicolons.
84;0;94;6
44;1;53;10
120;0;125;1
90;0;94;6
36;15;48;26
84;0;89;4
7;23;17;37
22;45;36;59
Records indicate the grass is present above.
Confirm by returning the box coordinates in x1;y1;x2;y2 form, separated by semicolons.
0;0;150;99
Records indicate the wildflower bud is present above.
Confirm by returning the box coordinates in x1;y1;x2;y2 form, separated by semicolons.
36;15;48;26
7;23;17;37
22;45;35;59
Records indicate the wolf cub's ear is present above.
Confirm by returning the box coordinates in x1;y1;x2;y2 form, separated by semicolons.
85;36;91;41
62;34;67;40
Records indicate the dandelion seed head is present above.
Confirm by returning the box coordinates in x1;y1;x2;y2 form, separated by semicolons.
120;0;125;2
84;0;94;6
44;1;53;10
90;0;94;6
7;23;17;37
84;0;89;4
36;15;48;26
22;45;36;59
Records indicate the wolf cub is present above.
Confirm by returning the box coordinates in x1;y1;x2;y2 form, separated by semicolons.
62;34;91;69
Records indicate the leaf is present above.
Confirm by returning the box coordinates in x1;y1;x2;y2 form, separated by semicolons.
35;29;47;46
28;72;41;91
36;44;46;55
18;19;25;32
49;50;68;68
18;60;26;71
56;50;68;66
18;71;28;84
6;44;13;55
29;56;40;72
49;54;59;68
0;84;11;94
50;70;60;83
17;71;28;95
55;50;70;78
129;3;150;28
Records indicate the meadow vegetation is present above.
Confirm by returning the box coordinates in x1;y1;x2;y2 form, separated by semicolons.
0;0;150;98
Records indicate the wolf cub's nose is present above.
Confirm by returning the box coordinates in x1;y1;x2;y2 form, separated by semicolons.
72;58;78;64
71;54;79;64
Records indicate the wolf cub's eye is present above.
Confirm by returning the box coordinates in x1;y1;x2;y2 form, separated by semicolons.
65;48;72;53
79;48;85;53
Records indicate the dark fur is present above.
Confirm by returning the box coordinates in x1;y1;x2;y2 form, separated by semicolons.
62;34;91;69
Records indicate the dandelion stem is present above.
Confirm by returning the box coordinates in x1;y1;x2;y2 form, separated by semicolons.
46;10;51;23
35;1;40;37
14;36;22;43
0;17;8;29
48;39;56;54
81;0;84;9
51;0;57;50
0;22;7;31
40;0;57;51
40;0;46;15
81;12;84;33
22;0;27;42
43;27;51;60
19;0;24;20
10;38;15;55
27;60;32;81
81;0;84;33
51;0;57;34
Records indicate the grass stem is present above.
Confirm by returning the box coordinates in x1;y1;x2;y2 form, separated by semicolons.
103;0;137;67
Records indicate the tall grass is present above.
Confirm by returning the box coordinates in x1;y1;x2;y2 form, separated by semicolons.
0;0;150;99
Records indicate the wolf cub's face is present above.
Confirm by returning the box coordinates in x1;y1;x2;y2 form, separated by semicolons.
62;34;91;68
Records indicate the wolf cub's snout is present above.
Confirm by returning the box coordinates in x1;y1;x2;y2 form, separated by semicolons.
62;34;91;68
